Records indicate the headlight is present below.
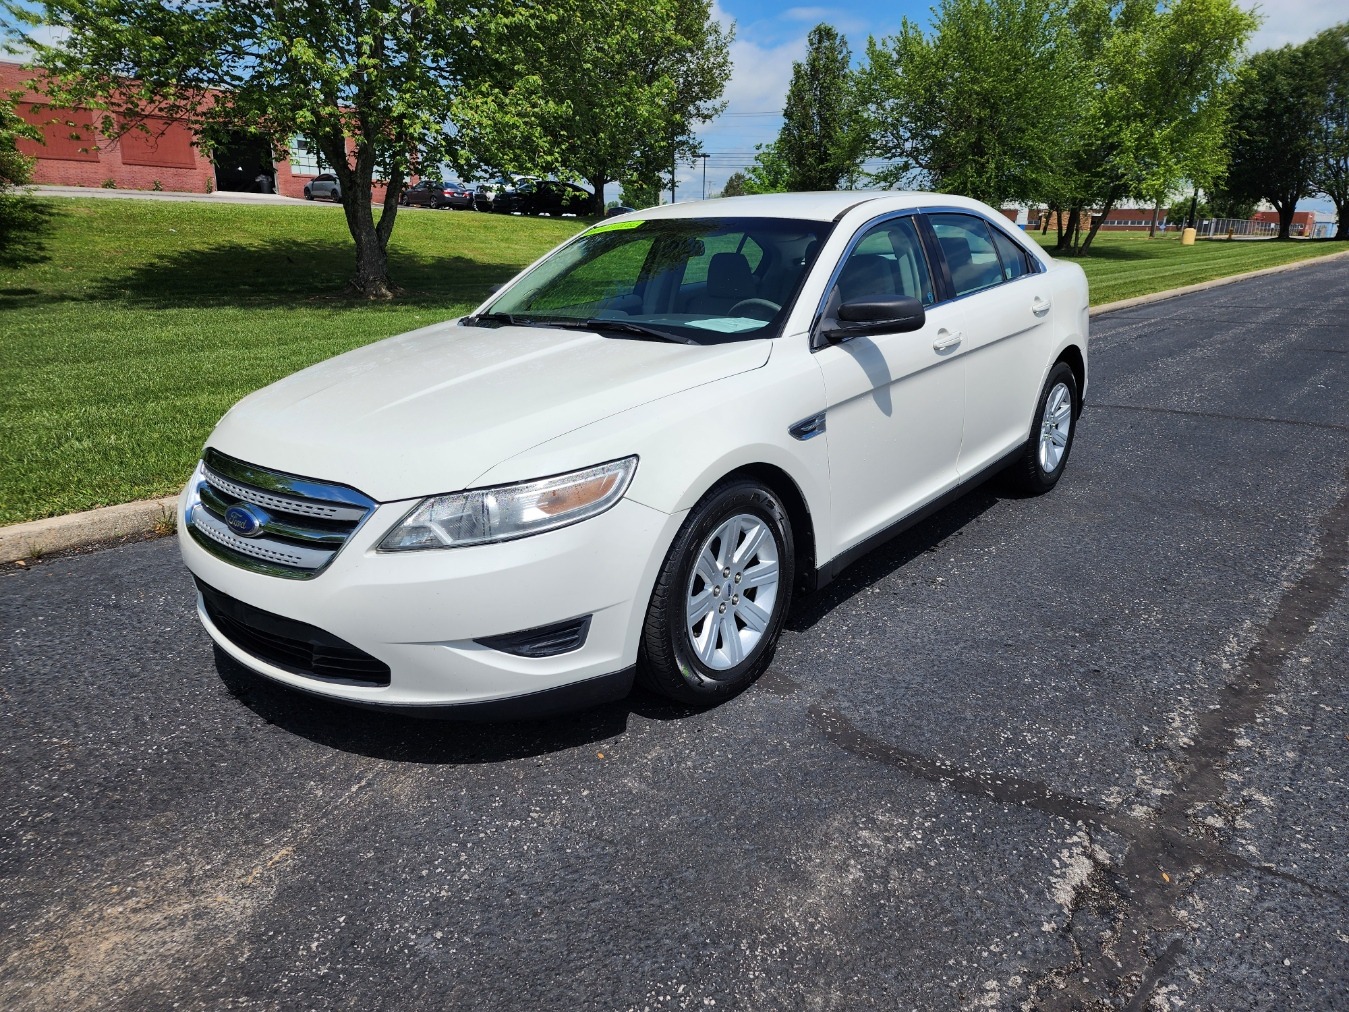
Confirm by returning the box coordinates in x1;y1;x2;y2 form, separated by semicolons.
379;456;638;551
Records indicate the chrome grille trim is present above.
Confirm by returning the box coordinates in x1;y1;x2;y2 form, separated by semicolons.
200;464;368;521
191;506;336;568
189;449;378;579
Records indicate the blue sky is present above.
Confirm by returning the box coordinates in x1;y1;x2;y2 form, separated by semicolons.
687;0;1345;210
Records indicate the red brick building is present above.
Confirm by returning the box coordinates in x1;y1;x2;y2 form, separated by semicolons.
1;61;388;201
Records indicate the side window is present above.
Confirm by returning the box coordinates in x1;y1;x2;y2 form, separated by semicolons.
830;215;936;308
929;214;1004;297
988;226;1032;281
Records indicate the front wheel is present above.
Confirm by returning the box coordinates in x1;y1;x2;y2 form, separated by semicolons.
1009;361;1078;494
638;480;794;705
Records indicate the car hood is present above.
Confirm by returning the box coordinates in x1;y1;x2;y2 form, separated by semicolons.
207;320;772;502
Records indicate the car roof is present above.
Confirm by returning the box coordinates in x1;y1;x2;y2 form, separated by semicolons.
619;191;996;223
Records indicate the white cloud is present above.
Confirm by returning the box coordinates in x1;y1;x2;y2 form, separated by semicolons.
1246;0;1343;52
783;7;832;22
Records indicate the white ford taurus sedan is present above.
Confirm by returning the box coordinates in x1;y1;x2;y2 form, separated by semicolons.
179;192;1089;717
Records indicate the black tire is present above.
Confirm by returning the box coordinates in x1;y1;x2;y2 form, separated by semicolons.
304;189;313;200
1009;361;1078;495
638;480;794;705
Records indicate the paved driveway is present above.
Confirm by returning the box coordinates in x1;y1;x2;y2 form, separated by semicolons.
2;262;1346;1011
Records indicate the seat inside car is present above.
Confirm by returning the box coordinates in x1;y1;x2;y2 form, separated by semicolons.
685;252;757;315
940;235;1002;294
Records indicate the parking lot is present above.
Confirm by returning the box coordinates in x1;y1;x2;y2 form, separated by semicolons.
1;261;1346;1011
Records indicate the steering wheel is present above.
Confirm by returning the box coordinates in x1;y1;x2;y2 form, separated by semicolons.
728;298;781;321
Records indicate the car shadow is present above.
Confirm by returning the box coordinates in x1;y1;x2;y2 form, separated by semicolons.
787;479;1006;633
214;646;704;764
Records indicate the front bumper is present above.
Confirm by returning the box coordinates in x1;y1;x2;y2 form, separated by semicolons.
179;481;684;713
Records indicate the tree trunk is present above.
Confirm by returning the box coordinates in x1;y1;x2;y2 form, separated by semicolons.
1276;199;1294;240
1336;199;1348;240
321;135;403;299
1080;189;1119;253
1056;207;1080;252
588;175;606;216
1148;202;1160;239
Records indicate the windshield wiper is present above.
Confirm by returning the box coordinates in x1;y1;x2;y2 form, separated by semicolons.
580;318;701;346
464;312;699;345
461;311;523;327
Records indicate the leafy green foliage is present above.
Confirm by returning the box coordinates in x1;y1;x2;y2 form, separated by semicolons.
1307;23;1349;239
777;23;863;191
740;141;792;195
1225;41;1324;238
455;0;731;212
719;171;749;198
1063;0;1256;251
859;0;1080;204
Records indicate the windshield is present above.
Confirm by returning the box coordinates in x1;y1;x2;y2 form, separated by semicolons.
475;217;834;344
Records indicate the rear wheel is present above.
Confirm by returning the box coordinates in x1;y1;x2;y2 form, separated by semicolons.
1010;361;1078;494
638;480;794;705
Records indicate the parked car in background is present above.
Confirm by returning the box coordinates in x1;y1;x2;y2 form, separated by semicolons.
473;179;508;212
400;179;475;210
180;191;1089;719
303;173;342;202
494;179;592;216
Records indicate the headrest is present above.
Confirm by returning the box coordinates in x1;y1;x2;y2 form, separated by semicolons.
939;236;971;269
838;253;894;299
706;252;755;299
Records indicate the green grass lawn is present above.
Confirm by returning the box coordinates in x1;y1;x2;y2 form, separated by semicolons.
0;197;1344;526
1029;228;1343;305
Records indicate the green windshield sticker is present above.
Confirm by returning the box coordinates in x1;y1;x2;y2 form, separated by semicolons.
585;219;645;234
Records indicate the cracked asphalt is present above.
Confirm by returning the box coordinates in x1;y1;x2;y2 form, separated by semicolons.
2;260;1347;1011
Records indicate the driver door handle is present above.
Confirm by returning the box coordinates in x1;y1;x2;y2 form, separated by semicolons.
932;329;962;352
1031;296;1052;317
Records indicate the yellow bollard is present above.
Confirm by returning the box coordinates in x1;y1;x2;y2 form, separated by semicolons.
1181;227;1197;246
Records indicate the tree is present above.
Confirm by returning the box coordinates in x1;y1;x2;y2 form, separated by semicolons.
858;0;1080;205
777;23;863;191
456;0;731;215
719;171;749;198
1308;23;1349;240
1045;0;1255;252
26;0;476;298
736;141;792;194
1225;41;1324;239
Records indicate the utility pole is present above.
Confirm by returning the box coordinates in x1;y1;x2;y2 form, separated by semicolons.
702;154;707;200
670;135;676;204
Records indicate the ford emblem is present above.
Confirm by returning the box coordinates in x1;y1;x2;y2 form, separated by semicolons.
224;503;269;538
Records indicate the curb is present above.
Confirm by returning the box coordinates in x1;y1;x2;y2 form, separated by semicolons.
1089;246;1349;317
1;496;178;565
3;245;1346;563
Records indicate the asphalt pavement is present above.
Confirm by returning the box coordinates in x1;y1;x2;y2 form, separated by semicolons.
2;261;1346;1011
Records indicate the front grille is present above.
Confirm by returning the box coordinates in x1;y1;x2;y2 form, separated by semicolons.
187;448;377;579
197;579;391;686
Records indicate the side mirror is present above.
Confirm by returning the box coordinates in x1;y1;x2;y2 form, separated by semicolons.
824;296;926;342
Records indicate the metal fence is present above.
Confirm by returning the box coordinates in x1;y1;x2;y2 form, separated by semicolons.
1193;217;1281;238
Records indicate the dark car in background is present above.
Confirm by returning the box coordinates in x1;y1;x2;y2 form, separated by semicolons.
493;179;592;216
400;179;474;210
303;173;342;202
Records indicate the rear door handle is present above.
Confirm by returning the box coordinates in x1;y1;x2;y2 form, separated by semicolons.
1031;296;1052;317
932;330;962;352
